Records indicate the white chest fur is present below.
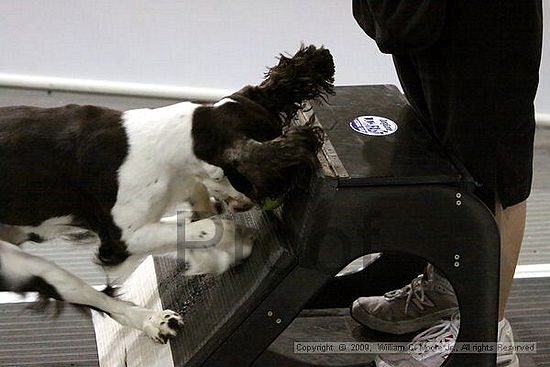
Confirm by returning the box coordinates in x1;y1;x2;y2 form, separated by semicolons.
112;102;207;232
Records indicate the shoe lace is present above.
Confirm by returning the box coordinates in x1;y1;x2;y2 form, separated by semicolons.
409;312;460;361
384;274;433;314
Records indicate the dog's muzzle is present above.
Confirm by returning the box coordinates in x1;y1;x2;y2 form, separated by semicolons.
226;196;254;212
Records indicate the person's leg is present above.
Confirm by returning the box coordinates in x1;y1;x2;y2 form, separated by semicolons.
353;0;541;365
496;199;527;321
492;198;526;367
405;0;539;327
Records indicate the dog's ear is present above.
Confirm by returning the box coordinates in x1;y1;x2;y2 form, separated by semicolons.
258;44;335;124
222;124;324;198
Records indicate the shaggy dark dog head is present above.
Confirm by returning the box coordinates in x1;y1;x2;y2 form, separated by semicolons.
192;44;335;207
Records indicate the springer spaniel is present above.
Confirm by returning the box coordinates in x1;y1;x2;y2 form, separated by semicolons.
0;45;334;343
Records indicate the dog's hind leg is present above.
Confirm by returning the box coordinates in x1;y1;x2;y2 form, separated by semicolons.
0;240;183;343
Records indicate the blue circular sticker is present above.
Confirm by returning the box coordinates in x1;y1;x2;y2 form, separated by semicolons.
350;116;398;136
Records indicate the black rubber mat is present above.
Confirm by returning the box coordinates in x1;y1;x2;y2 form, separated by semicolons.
155;209;297;367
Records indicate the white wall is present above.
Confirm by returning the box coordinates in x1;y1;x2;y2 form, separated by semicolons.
0;1;398;88
0;0;547;113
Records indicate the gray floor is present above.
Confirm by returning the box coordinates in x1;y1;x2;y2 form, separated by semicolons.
506;278;550;367
0;303;99;367
0;87;549;366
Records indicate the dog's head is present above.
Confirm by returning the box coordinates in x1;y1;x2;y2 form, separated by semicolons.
193;44;335;209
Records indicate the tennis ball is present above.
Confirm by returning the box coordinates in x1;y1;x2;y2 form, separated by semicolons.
261;196;284;211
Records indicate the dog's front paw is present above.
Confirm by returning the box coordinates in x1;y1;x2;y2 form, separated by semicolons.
227;224;256;264
212;220;255;265
142;310;184;344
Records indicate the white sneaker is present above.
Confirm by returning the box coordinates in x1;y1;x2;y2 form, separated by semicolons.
351;265;458;335
376;311;460;367
375;315;520;367
497;318;519;367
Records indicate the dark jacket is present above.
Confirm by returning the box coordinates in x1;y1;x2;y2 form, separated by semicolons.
352;0;447;54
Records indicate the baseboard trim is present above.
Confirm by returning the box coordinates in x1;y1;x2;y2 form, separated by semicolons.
514;263;550;279
1;73;549;124
0;73;231;102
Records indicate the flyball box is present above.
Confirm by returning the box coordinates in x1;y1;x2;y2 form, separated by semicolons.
150;85;499;367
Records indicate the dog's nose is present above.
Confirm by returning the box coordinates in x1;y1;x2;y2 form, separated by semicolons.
226;196;254;212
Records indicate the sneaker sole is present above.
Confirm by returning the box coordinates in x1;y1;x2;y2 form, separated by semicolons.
497;354;519;367
375;356;391;367
350;305;459;335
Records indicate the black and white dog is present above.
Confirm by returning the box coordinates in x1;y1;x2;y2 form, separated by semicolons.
0;45;334;343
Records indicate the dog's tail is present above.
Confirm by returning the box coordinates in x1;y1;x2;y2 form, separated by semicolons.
260;44;335;123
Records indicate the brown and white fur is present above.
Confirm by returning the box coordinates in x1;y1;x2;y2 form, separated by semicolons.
0;45;335;342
